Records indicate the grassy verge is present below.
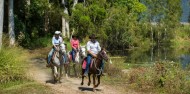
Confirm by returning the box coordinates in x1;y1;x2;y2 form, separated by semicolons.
0;47;28;83
102;57;190;93
0;46;55;94
0;80;54;94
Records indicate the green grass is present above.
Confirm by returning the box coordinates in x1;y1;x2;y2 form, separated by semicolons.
0;80;54;94
0;46;54;94
0;47;28;83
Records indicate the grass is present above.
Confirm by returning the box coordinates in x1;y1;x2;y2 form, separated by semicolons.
0;47;28;83
0;80;54;94
103;57;190;94
0;45;55;94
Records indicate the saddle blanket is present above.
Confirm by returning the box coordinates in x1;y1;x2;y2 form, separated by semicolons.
82;58;95;69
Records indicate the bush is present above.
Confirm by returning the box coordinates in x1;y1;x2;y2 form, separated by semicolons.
128;61;190;93
0;47;27;83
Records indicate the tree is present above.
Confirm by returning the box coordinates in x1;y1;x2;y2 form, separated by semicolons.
0;0;4;49
8;0;15;46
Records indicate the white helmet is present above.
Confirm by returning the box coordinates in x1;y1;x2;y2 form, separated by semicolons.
55;31;61;34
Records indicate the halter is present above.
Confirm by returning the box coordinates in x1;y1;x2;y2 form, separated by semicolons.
98;50;108;61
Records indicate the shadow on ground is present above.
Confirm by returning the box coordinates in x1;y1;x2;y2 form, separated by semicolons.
78;87;102;92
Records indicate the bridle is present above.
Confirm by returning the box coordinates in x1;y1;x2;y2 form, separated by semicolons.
98;50;108;61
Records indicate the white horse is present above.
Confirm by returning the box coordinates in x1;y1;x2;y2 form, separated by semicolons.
67;45;86;77
49;44;64;83
60;43;70;78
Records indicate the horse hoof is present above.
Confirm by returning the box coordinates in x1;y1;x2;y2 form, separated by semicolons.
81;82;83;85
87;82;91;86
94;85;98;88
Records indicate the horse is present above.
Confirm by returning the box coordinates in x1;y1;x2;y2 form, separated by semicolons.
67;45;86;77
81;48;109;91
60;43;70;78
48;43;68;83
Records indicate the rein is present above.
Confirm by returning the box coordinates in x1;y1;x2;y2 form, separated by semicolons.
93;51;106;76
93;59;102;76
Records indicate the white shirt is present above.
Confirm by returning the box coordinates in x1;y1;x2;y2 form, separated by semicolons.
52;36;63;46
87;41;101;54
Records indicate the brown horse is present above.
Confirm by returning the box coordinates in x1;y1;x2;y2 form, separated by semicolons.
81;48;109;91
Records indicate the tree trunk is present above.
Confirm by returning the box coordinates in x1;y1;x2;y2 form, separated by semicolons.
62;16;66;37
44;0;49;32
73;0;78;8
0;0;4;49
62;7;69;38
8;0;15;46
44;10;49;32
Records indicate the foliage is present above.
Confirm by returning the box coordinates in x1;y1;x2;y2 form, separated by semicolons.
0;81;54;94
128;61;190;93
0;47;27;83
11;0;182;53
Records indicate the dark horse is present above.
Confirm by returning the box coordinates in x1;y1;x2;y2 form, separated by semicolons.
81;48;109;91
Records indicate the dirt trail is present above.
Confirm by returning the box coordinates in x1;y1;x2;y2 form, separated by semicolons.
27;58;129;94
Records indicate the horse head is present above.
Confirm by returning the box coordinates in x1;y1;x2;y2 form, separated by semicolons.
60;43;66;54
98;48;109;62
80;45;86;57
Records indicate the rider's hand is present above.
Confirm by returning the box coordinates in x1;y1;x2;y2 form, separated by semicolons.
93;54;97;58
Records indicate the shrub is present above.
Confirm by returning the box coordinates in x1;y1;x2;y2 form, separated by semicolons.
0;47;27;83
128;61;190;93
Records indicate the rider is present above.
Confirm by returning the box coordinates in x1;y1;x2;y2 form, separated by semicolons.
70;34;80;62
83;34;104;76
47;31;63;67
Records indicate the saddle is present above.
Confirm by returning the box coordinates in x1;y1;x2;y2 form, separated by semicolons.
82;58;96;69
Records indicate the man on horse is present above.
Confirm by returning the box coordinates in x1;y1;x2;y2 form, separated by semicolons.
47;31;63;67
83;34;104;76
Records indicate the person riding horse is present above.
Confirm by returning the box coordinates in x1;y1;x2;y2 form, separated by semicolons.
83;34;105;76
47;31;63;67
70;34;80;62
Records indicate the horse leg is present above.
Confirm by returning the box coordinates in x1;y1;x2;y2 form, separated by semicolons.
73;63;77;77
68;62;71;77
93;74;96;92
59;65;63;83
76;63;80;78
87;73;91;86
64;64;69;78
51;66;56;83
95;75;100;87
53;66;58;83
81;69;85;85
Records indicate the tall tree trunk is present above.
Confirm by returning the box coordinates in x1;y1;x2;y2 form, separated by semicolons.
8;0;15;46
44;9;49;32
73;0;78;8
62;16;66;37
0;0;4;49
62;7;70;38
44;0;49;32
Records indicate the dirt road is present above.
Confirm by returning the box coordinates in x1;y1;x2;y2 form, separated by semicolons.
27;58;127;94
